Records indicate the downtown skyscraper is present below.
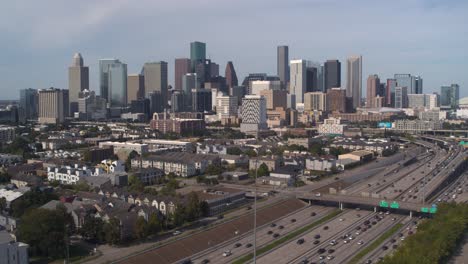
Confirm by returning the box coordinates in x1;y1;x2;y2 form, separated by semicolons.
99;59;125;105
366;74;380;108
143;61;168;108
190;41;206;71
346;55;362;108
324;59;341;91
225;61;238;88
277;45;289;89
68;53;89;114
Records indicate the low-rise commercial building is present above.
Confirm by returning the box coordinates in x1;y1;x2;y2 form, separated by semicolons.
99;141;149;155
338;150;373;162
196;187;246;216
131;168;164;185
0;230;29;264
142;139;194;152
393;119;443;132
318;117;346;135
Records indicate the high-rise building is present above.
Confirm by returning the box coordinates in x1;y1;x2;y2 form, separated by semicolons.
99;59;120;102
78;90;107;120
143;61;168;106
130;98;151;117
306;65;319;92
407;94;426;109
259;89;287;110
68;53;89;115
326;88;346;112
174;58;191;91
19;88;38;122
240;95;267;133
149;91;165;114
346;55;362;109
250;80;282;95
304;92;327;112
209;62;219;78
440;84;459;109
230;86;246;105
182;73;198;110
394;86;408;108
190;41;206;71
225;61;238;88
386;79;397;107
204;76;228;95
38;88;67;124
127;74;144;103
394;74;423;94
241;73;279;94
324;59;341;91
290;60;308;105
192;89;212;112
108;61;127;107
366;74;380;108
425;94;439;110
216;95;238;118
171;91;185;113
277;46;289;89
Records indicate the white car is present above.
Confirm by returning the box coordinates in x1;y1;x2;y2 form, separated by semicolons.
173;231;182;236
222;250;232;257
327;255;334;260
357;240;364;245
339;218;344;221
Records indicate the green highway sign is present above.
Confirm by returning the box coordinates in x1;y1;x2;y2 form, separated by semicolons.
379;201;389;207
421;207;429;213
390;201;400;209
430;207;437;214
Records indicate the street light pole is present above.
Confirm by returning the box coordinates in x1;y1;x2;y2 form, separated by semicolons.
253;159;258;264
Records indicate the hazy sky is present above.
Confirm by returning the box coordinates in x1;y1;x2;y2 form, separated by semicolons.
1;0;467;99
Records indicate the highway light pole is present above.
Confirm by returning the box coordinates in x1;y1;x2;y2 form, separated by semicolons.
253;159;258;264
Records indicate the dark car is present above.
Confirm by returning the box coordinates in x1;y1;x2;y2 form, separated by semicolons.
291;219;297;223
273;233;280;238
217;215;224;219
297;238;305;244
390;239;396;243
267;230;273;235
278;225;284;230
313;240;320;245
179;259;192;264
356;226;361;230
245;243;252;248
393;244;398;249
314;234;321;239
201;259;210;264
270;223;277;227
317;248;326;254
323;226;329;230
328;249;335;254
234;243;242;248
382;246;388;250
398;233;404;237
311;212;317;216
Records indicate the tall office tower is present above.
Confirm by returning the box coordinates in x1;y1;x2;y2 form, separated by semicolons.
225;61;238;88
290;60;308;105
277;45;289;89
174;58;191;91
407;94;426;108
182;73;198;110
318;65;325;92
346;55;362;109
205;76;228;95
209;62;219;78
171;91;185;113
194;60;212;88
143;61;168;107
38;88;67;124
68;53;89;115
230;86;246;105
386;79;397;107
304;92;327;112
306;65;319;92
19;88;38;122
130;98;151;117
99;59;120;102
326;88;346;112
394;86;408;108
216;95;238;119
127;74;144;103
440;84;460;109
190;41;206;71
108;61;127;107
394;74;423;94
77;90;107;120
425;94;439;110
250;80;282;95
240;95;267;133
366;74;380;108
259;89;287;110
191;88;212;112
324;59;341;91
149;91;165;114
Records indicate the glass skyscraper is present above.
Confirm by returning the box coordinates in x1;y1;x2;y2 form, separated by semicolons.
99;59;127;107
190;41;206;71
440;84;459;109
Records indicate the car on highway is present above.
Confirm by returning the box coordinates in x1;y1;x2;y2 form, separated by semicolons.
270;223;276;227
201;259;210;264
311;212;317;216
245;243;252;248
222;250;232;257
173;231;182;236
179;259;192;264
323;226;329;230
328;249;335;254
278;225;284;229
300;259;309;264
339;218;344;221
329;240;337;245
314;234;321;239
291;219;297;223
357;240;364;245
267;230;273;235
319;255;326;260
234;243;242;248
297;238;305;245
343;240;348;244
382;246;388;250
313;240;320;245
317;248;326;254
327;255;334;260
273;233;280;238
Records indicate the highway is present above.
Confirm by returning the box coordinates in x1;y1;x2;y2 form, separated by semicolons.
189;206;334;264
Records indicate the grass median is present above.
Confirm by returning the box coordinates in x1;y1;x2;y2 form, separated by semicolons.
232;209;342;264
348;223;403;264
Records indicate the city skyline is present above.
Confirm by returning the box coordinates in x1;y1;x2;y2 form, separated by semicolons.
0;0;467;99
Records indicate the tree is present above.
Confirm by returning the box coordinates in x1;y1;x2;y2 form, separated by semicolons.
172;204;186;227
205;164;223;176
199;201;210;217
257;163;269;177
148;212;162;235
80;216;105;243
125;150;139;172
244;149;257;157
11;189;58;218
134;216;149;239
17;208;69;258
0;172;11;183
128;175;144;192
227;147;242;155
0;197;6;212
82;150;91;162
185;192;201;222
104;218;121;245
